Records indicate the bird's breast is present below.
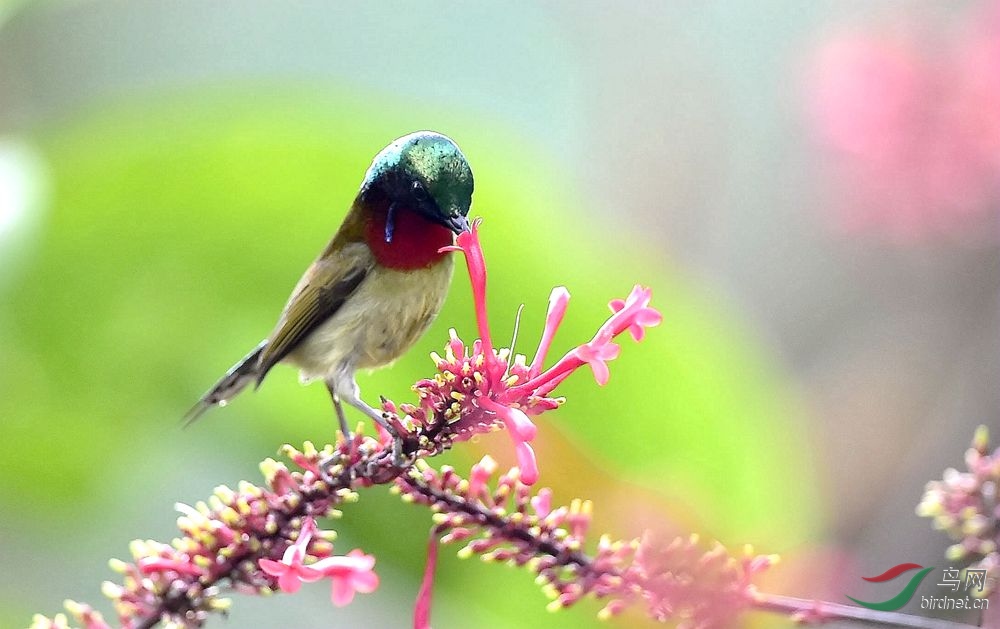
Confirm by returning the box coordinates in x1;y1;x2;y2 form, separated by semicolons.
287;255;455;380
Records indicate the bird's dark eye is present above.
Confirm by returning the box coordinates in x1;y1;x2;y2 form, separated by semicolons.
411;180;429;200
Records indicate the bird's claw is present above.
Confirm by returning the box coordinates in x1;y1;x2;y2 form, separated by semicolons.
391;435;411;468
380;416;412;468
318;452;352;487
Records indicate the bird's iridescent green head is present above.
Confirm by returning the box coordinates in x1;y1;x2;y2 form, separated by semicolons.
360;131;474;234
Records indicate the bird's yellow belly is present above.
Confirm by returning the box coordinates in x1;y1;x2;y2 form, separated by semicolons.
286;258;454;382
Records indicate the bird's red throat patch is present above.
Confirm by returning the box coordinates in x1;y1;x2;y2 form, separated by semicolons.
364;203;453;270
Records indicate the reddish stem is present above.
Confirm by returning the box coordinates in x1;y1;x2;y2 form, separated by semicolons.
414;530;442;629
753;592;980;629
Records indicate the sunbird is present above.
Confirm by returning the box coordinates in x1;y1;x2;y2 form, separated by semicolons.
186;131;474;444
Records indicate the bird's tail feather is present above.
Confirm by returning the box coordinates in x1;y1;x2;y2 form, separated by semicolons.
183;340;267;427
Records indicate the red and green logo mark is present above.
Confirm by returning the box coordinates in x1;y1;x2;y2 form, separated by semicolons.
847;563;934;611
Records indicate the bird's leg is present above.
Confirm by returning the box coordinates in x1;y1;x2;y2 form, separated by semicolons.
340;389;404;460
325;382;353;441
331;373;408;467
318;383;356;485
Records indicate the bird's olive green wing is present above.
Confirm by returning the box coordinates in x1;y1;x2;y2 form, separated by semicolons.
256;244;373;382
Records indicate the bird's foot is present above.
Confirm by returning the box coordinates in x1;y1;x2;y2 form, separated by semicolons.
317;452;353;487
390;433;409;468
379;416;413;469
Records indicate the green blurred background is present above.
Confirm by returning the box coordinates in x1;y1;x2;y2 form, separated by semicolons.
0;2;996;628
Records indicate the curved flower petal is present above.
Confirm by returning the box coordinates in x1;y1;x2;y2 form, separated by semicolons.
477;397;541;484
505;406;537;442
330;576;356;606
312;552;376;574
574;341;621;386
258;558;287;578
295;565;325;583
278;568;303;593
589;359;611;386
352;568;380;593
345;549;377;571
628;304;663;342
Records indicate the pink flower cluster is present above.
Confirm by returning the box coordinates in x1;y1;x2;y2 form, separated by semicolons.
397;455;776;629
399;220;661;484
917;425;1000;593
31;602;110;629
612;533;777;629
806;0;1000;242
31;441;381;629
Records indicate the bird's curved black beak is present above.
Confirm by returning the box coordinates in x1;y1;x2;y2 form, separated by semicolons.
445;213;471;235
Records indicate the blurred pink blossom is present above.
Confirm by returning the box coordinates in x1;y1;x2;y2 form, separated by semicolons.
806;1;1000;242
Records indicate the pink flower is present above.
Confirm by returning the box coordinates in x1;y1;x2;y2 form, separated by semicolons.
258;517;380;604
531;488;552;519
573;340;621;386
513;283;660;396
425;221;662;484
530;286;570;375
513;441;539;485
468;455;498;497
258;517;323;593
259;518;378;607
312;550;380;606
609;285;663;342
480;398;540;484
